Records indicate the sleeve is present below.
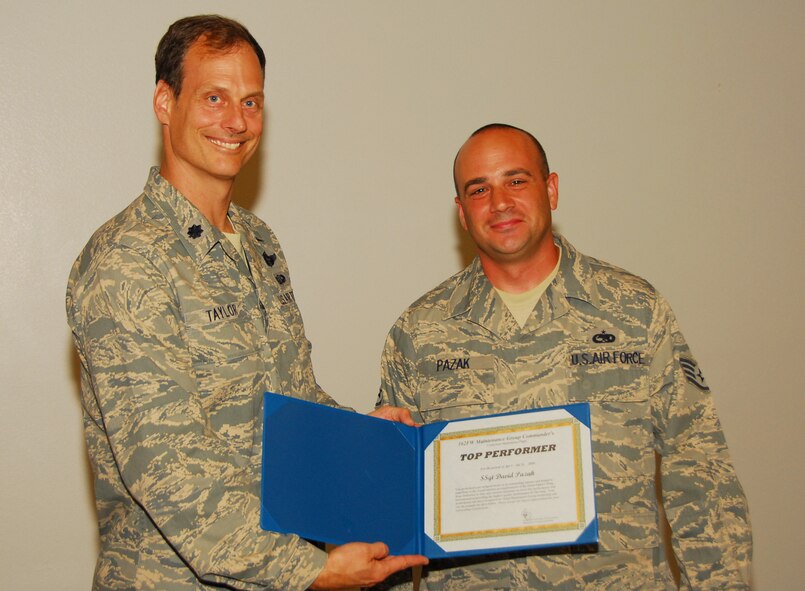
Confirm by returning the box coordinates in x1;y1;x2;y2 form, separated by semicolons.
68;245;327;591
378;315;425;424
649;295;752;589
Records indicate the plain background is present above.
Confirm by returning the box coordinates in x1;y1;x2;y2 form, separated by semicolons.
1;1;802;588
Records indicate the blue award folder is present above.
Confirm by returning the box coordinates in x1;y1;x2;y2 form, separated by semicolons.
260;392;597;559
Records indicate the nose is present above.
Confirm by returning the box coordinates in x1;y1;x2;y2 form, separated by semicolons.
223;104;247;134
489;187;514;212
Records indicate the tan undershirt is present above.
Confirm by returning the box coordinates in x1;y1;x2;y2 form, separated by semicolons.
223;230;246;262
495;249;561;328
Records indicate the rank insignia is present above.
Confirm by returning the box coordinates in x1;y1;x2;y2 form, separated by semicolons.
187;224;203;239
680;357;710;391
263;252;277;267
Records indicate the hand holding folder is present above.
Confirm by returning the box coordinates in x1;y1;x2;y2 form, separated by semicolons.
310;541;427;590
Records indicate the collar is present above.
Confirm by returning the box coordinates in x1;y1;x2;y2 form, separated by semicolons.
144;167;243;264
445;234;601;332
551;234;601;308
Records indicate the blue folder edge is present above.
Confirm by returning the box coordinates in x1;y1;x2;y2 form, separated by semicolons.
260;392;598;559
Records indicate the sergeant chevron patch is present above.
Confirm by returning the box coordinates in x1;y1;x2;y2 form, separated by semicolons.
680;357;710;391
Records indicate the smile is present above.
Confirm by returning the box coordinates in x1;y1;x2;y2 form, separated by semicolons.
208;138;243;150
491;219;522;231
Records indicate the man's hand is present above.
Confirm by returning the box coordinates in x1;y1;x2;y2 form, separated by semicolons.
369;405;418;426
309;541;428;590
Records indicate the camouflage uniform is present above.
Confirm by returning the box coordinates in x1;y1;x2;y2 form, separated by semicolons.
378;234;751;590
66;168;335;590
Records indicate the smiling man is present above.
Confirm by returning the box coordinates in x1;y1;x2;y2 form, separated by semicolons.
66;15;425;591
377;124;752;589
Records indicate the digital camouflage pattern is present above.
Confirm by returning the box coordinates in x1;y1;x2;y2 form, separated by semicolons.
66;168;335;590
377;235;751;590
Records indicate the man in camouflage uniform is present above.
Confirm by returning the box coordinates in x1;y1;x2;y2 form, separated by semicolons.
66;15;425;591
377;124;751;589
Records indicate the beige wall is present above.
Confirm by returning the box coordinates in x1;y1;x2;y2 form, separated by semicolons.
1;0;802;588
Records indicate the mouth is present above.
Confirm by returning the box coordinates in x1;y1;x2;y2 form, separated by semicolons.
490;218;522;231
208;137;244;151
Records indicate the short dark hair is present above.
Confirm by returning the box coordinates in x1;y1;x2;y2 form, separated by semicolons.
453;123;550;195
155;14;266;97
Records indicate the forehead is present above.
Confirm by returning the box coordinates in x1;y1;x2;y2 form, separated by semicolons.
182;40;264;87
456;129;540;177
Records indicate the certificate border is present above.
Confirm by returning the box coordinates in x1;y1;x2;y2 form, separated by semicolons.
433;418;586;542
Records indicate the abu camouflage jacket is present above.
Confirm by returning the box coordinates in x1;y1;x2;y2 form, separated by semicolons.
379;235;751;590
67;168;333;590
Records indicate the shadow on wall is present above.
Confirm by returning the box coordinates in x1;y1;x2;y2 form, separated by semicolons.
66;336;102;557
233;105;268;212
455;213;475;268
233;139;264;212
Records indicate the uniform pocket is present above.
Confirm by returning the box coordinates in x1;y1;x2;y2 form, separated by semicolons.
597;509;659;551
183;303;265;452
568;363;654;482
567;362;649;403
184;301;261;367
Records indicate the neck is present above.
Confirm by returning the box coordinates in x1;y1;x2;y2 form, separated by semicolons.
479;242;560;294
160;161;235;232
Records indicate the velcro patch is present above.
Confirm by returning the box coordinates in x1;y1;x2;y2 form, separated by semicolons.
680;357;710;391
433;355;495;372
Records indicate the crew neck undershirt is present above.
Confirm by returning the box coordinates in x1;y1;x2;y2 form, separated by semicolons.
495;249;561;328
223;230;246;262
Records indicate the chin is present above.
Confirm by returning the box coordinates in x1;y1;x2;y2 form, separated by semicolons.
209;160;247;179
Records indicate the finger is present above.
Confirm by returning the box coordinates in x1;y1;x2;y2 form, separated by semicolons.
368;541;390;560
396;409;418;426
385;409;405;423
367;407;389;419
387;407;419;426
379;553;429;574
369;406;415;425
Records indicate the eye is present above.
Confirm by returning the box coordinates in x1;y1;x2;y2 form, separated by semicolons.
468;186;486;198
511;179;525;186
208;95;220;104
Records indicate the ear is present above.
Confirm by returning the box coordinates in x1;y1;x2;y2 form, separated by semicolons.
153;80;174;125
546;172;559;211
455;196;468;231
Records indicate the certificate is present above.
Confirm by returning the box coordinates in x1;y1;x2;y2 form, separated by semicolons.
260;392;597;559
424;407;595;554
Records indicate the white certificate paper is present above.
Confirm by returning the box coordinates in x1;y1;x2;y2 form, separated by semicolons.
423;406;595;554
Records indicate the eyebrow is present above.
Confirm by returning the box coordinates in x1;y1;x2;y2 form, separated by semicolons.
503;168;534;178
200;86;265;100
462;177;487;194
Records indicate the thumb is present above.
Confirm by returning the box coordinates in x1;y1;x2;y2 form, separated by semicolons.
368;541;390;560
